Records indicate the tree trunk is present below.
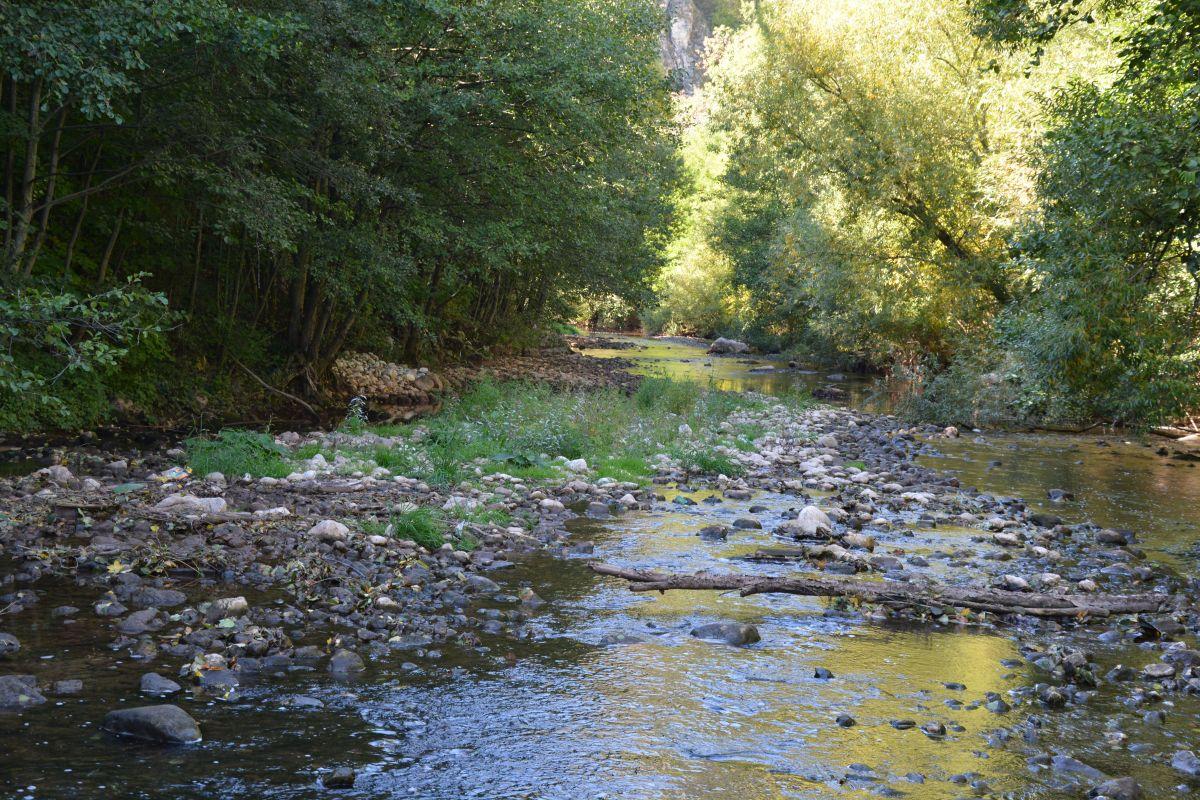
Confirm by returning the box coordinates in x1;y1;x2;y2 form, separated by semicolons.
96;208;126;285
21;106;67;278
189;207;205;313
63;143;103;277
589;563;1177;620
7;77;43;272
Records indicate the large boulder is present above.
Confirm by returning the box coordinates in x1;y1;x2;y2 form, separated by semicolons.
707;337;749;355
101;705;202;744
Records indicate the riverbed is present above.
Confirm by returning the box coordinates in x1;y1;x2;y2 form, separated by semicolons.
2;337;1198;799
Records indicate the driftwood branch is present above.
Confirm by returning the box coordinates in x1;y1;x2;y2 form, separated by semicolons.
588;563;1175;619
232;357;321;421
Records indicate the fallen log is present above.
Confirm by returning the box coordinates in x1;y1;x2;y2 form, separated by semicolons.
588;563;1176;619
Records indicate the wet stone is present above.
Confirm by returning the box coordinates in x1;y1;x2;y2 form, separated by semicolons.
690;622;760;646
329;648;366;675
324;767;356;789
1171;750;1200;778
1088;777;1142;800
0;675;44;710
836;714;856;727
102;704;202;744
141;672;182;695
0;632;19;658
920;721;946;738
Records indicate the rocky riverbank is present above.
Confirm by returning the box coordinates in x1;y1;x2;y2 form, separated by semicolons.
2;376;1199;796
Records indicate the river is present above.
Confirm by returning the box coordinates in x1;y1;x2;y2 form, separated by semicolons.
3;335;1198;799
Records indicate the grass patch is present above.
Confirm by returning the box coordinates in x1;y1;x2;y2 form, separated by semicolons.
594;454;652;483
185;429;291;478
447;505;513;526
845;459;867;470
671;444;745;476
324;377;771;486
388;506;445;550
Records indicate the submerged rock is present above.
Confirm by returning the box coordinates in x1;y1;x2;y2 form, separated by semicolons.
0;675;46;709
0;632;20;658
1088;777;1142;800
690;622;760;646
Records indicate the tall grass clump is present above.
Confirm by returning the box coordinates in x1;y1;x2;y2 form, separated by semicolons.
352;376;774;485
185;429;291;478
388;506;446;550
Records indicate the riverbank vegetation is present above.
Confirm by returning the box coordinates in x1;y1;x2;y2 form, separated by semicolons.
646;0;1200;427
186;378;813;487
0;0;675;432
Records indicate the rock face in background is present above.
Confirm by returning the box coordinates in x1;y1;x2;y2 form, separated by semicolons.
661;0;711;93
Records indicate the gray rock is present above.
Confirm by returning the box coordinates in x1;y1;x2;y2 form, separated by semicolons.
1051;755;1105;780
0;675;45;709
130;587;187;609
690;622;760;646
324;767;356;788
0;632;19;658
197;669;239;700
697;525;729;540
204;596;249;623
117;608;162;634
1142;662;1176;680
141;673;182;695
733;517;762;529
329;648;365;674
1171;750;1200;778
102;705;202;744
466;574;501;595
52;679;83;695
1088;777;1142;800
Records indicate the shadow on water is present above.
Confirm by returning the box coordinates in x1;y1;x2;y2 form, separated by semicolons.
4;335;1200;798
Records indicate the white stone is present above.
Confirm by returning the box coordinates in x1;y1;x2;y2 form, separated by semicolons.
564;458;589;473
253;507;291;518
778;505;832;538
154;494;227;515
308;519;349;542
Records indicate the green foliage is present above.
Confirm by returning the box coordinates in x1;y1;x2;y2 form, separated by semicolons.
635;376;703;415
594;455;653;484
326;378;759;487
0;276;171;430
446;505;513;527
1;0;676;431
387;506;445;551
185;429;291;478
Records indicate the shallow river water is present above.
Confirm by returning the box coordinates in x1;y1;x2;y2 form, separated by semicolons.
3;336;1199;799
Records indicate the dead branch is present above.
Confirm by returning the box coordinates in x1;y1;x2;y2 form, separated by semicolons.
588;563;1175;619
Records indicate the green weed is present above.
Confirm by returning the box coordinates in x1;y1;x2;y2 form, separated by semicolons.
185;429;291;478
